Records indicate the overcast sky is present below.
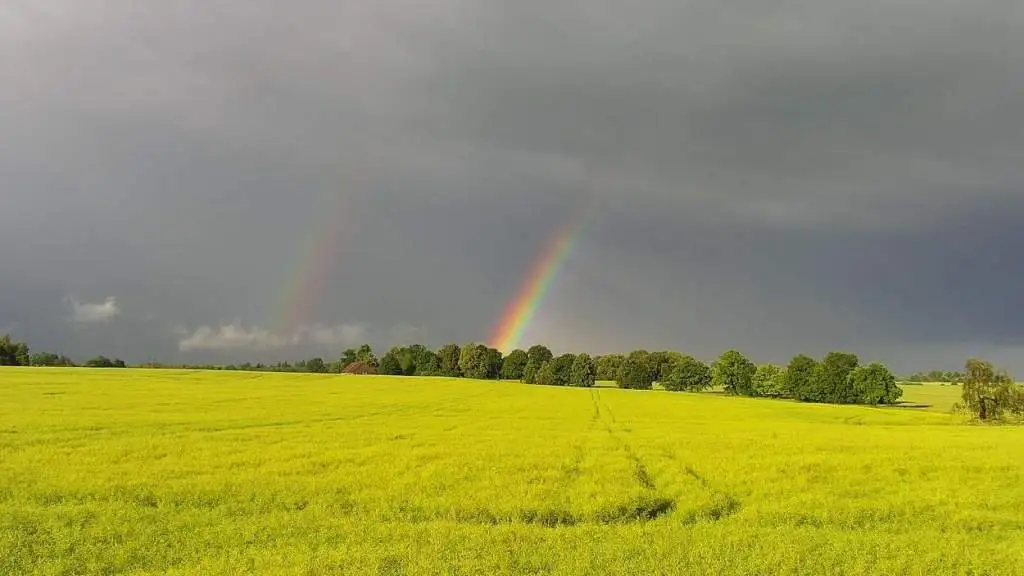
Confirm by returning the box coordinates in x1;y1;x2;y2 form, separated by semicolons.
3;0;1024;371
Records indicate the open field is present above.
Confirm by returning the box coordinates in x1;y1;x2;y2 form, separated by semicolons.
2;368;1023;575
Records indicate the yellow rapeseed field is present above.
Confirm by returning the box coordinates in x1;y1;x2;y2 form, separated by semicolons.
1;368;1022;575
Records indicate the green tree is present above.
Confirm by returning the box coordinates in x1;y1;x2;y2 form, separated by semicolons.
484;347;504;379
786;354;819;401
356;344;378;368
848;362;902;405
534;361;556;385
534;354;574;386
712;350;757;396
526;345;553;366
753;364;787;397
459;343;492;380
13;342;29;366
437;344;462;377
30;352;60;367
817;351;860;404
617;354;655;390
662;356;712;392
646;351;680;383
306;357;327;373
400;345;436;376
960;358;1017;421
552;354;576;386
85;355;125;368
0;334;30;366
522;360;540;384
522;345;554;384
339;348;359;371
391;346;413;375
379;348;404;375
569;353;596;387
500;349;528;380
415;349;441;376
0;334;10;365
595;354;625;381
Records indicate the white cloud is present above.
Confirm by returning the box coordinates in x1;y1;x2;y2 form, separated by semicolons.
70;297;120;323
178;322;293;352
177;321;368;352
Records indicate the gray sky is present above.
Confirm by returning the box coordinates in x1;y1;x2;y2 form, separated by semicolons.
3;0;1024;372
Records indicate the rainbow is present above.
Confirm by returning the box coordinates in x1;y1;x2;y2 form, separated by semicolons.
278;191;352;335
490;203;593;353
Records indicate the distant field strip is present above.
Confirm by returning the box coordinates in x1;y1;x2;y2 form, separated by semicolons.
1;368;1023;575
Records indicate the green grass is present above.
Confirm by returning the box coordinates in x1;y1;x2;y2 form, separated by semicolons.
1;368;1022;575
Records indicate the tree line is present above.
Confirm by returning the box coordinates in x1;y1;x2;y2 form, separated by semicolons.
4;333;1021;420
902;370;964;384
0;334;125;368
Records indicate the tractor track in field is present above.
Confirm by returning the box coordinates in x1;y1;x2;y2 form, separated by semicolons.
591;389;672;517
590;388;743;525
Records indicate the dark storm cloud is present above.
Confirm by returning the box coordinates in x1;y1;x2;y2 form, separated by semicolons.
2;0;1023;371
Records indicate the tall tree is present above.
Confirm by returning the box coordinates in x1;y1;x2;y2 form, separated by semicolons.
595;354;625;382
961;358;1016;421
523;345;554;385
339;348;359;371
500;349;529;380
570;353;597;387
712;350;757;396
785;354;819;401
817;351;860;404
459;343;495;380
413;348;441;376
531;354;574;386
437;344;462;377
356;344;378;368
402;345;435;376
379;348;404;375
752;364;787;397
484;347;504;379
547;353;576;386
522;360;541;384
526;345;553;366
662;356;712;392
0;334;30;366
